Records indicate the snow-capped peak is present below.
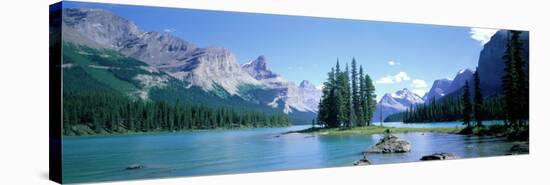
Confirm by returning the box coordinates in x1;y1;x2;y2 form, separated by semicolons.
457;68;474;75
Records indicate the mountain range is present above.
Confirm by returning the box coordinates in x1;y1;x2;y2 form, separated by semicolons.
61;8;321;123
377;29;529;122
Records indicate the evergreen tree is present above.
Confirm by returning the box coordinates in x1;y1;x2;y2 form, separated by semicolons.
502;31;525;127
365;74;376;126
462;82;472;128
511;31;529;125
473;68;484;127
351;58;361;126
357;66;366;126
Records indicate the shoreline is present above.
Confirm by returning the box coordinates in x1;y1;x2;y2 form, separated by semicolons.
284;125;462;136
63;124;295;138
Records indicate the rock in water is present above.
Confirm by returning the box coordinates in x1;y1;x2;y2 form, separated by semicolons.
420;153;459;161
353;155;371;166
365;135;411;153
509;142;529;154
126;164;144;170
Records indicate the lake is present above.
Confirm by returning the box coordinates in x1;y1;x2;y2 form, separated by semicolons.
62;121;518;183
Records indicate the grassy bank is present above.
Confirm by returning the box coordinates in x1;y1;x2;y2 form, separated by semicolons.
287;125;461;136
289;124;528;142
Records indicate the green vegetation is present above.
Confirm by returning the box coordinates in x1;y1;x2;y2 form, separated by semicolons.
473;68;484;127
459;124;529;141
462;81;473;127
317;59;376;128
62;42;291;136
288;125;461;136
63;91;290;136
502;31;529;127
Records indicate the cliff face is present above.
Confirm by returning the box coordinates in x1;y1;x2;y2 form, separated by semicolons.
477;30;529;97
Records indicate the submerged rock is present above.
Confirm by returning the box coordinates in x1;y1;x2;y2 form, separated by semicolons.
353;155;371;166
509;142;529;154
126;164;144;170
420;153;459;161
365;135;411;153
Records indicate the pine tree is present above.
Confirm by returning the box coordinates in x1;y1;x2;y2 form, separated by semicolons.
462;82;472;128
365;74;376;126
502;31;521;127
473;68;484;127
351;58;361;126
510;31;529;125
357;66;366;126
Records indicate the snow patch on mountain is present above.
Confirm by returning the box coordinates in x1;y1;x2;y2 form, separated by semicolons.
373;88;424;122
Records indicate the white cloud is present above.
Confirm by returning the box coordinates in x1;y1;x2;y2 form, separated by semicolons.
411;89;428;97
411;79;428;88
470;28;499;45
376;75;394;84
410;79;428;96
376;71;411;84
393;72;410;83
388;61;400;66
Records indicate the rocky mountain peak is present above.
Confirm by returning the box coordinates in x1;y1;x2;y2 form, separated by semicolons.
423;78;452;101
446;68;474;93
242;55;279;80
299;80;316;89
62;8;142;49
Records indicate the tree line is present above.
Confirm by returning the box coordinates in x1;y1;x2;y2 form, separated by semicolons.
317;58;377;128
63;91;290;135
394;31;528;128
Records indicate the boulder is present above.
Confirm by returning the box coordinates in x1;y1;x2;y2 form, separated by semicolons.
353;155;371;166
365;135;411;153
126;164;144;170
420;153;459;161
509;142;529;154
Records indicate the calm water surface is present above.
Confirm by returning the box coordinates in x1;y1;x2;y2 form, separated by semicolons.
63;122;517;183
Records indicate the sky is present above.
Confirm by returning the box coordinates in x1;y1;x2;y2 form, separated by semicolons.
64;2;498;101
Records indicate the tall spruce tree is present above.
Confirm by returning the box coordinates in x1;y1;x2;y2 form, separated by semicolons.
462;81;472;128
473;68;484;127
365;74;376;126
502;31;522;127
358;66;366;126
511;31;528;125
342;64;353;127
351;58;361;126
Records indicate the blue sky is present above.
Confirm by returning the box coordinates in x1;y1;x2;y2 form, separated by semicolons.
65;2;498;100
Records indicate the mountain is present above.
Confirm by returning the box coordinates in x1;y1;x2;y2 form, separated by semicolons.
242;55;279;80
60;43;281;114
241;56;322;113
423;30;529;102
298;80;322;111
447;69;474;93
373;88;424;122
61;8;321;122
422;68;474;102
423;79;452;101
477;30;529;97
62;8;261;97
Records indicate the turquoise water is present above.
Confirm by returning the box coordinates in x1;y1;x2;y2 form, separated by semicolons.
62;122;517;183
